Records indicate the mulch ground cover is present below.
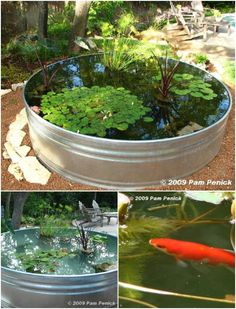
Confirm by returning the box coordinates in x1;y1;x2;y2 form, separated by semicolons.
1;87;235;191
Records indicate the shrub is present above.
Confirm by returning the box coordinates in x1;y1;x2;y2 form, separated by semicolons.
41;86;152;137
194;53;209;64
100;22;115;37
1;64;30;85
116;12;137;36
40;215;70;237
88;1;125;34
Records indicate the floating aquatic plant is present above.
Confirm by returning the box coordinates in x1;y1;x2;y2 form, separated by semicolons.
16;248;75;273
41;86;152;137
152;52;217;101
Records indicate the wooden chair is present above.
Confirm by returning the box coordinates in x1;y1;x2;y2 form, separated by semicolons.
169;1;231;41
77;201;103;226
92;200;118;225
169;1;208;41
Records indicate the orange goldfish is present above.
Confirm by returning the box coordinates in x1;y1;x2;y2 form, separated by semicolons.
149;238;235;268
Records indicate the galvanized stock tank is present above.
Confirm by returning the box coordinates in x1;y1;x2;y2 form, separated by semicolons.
23;56;232;189
1;229;117;308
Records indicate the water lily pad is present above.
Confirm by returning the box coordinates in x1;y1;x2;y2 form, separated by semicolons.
190;92;203;98
143;116;154;123
182;73;194;80
173;89;191;95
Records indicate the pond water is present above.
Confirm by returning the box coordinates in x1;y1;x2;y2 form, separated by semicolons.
1;228;117;275
119;192;235;308
24;54;230;140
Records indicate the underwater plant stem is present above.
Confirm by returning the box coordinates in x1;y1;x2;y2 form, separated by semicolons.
180;195;188;221
119;296;157;308
119;282;234;304
174;204;221;232
148;204;180;211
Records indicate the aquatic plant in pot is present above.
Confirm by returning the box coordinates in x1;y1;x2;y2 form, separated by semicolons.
23;50;232;189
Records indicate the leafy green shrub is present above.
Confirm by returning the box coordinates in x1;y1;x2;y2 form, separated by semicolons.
6;38;39;62
1;64;30;85
100;22;115;37
223;60;235;85
88;1;125;34
116;12;137;36
6;35;68;63
48;22;71;41
194;53;209;64
41;86;152;137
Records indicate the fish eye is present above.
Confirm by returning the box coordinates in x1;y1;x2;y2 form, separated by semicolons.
157;245;165;248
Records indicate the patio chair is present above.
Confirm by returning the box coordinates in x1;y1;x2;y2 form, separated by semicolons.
92;200;118;225
169;1;208;41
75;201;103;227
169;1;231;41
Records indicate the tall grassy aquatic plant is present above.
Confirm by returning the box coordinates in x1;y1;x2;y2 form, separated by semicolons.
102;38;140;71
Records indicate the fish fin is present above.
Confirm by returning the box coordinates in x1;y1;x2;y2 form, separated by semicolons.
175;258;188;268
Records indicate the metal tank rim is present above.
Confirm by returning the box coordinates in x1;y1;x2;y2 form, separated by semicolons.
22;53;232;145
1;227;118;278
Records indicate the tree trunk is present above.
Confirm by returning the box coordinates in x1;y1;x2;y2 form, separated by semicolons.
69;0;92;50
38;1;48;39
12;193;29;230
5;192;12;219
19;1;28;32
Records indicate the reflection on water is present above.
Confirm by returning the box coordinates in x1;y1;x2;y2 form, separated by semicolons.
24;55;230;140
1;228;117;275
119;192;235;308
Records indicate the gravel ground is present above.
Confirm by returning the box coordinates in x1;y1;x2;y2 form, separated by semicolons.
1;87;235;191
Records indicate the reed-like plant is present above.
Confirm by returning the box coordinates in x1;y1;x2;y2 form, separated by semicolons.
152;51;180;98
102;37;139;71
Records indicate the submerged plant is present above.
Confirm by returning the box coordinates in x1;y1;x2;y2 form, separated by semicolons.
41;86;152;137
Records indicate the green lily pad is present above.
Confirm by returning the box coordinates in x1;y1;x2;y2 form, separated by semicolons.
190;92;203;97
173;89;191;95
143;116;154;123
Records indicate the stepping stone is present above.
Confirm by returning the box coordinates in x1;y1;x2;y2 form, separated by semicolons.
9;108;28;130
1;89;12;96
18;156;51;185
8;163;24;181
11;82;26;91
2;150;10;159
15;145;31;157
6;129;26;148
4;142;21;163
